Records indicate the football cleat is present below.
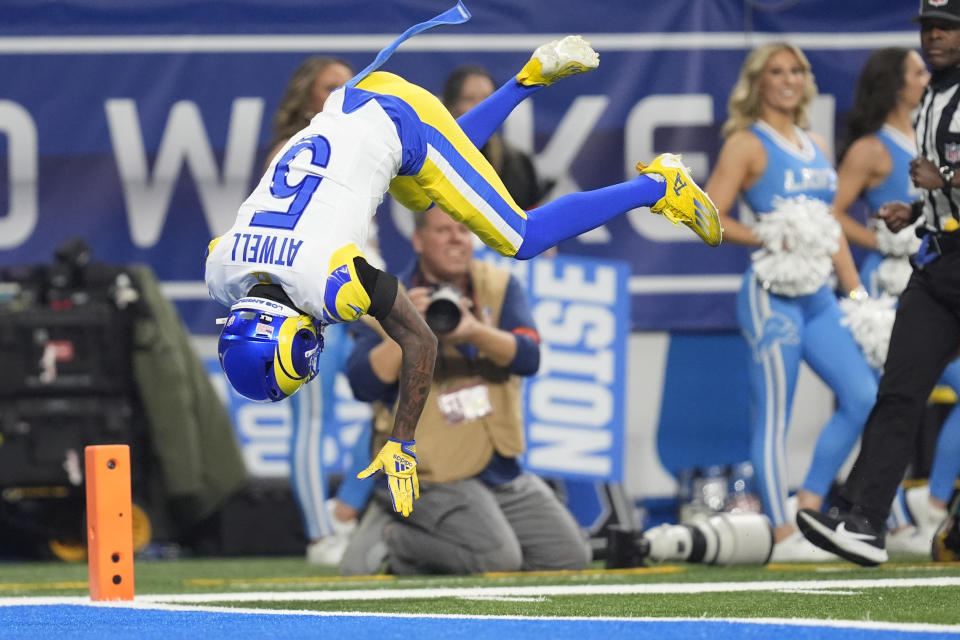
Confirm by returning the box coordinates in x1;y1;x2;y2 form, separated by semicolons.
636;153;723;247
217;296;323;402
516;35;599;87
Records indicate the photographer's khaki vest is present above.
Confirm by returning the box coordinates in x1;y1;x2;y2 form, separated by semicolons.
370;261;525;483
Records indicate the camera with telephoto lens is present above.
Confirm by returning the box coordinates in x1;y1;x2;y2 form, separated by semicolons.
606;512;773;568
425;284;462;334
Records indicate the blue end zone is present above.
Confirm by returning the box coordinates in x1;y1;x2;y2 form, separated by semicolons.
1;605;956;640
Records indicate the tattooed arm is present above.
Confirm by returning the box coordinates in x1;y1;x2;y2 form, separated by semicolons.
350;260;434;516
349;257;437;440
377;288;437;441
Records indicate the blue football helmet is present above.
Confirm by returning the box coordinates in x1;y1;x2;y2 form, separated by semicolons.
217;296;323;402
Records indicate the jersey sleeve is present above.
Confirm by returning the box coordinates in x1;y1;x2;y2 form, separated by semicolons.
320;244;373;324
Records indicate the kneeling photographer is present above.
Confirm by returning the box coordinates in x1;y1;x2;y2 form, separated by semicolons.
340;207;590;575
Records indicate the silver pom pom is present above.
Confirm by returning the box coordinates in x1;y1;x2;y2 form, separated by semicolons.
874;218;922;258
751;196;841;297
839;295;897;370
875;257;913;297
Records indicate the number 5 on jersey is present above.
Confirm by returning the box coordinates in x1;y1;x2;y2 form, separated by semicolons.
251;135;331;230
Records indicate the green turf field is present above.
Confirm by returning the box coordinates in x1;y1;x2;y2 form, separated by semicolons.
2;555;960;625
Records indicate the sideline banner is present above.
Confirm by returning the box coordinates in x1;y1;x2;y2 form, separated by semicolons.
0;2;917;332
477;251;630;483
523;256;628;482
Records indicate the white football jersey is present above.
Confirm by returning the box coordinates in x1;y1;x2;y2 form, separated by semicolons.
205;87;407;321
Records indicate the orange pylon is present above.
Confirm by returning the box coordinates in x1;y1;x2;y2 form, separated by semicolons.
85;445;134;601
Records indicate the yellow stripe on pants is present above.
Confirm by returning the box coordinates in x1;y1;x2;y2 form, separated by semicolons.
357;72;526;256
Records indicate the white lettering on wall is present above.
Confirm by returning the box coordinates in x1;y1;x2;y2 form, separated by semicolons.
534;95;609;196
527;425;613;475
539;343;614;384
536;302;615;349
530;380;613;426
105;98;263;247
0;101;38;248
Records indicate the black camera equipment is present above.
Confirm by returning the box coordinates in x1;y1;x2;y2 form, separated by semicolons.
425;284;462;334
0;237;146;559
605;525;651;568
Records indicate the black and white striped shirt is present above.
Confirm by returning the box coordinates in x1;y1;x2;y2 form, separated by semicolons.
915;66;960;231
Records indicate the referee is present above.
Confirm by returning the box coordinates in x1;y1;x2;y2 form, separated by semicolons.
797;0;960;566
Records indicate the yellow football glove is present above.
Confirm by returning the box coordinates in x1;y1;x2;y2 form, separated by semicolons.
357;438;420;517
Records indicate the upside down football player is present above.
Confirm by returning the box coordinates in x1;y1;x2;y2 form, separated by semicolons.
205;3;723;518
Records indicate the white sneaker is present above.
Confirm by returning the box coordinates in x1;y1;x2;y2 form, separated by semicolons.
516;35;599;86
886;525;934;556
770;530;839;563
905;485;931;524
895;485;949;557
307;536;348;566
907;485;948;531
306;499;358;566
328;499;360;538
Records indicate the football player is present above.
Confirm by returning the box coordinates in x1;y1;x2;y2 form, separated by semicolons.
206;5;722;518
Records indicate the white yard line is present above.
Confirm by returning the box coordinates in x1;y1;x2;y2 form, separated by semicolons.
2;576;960;606
128;575;960;602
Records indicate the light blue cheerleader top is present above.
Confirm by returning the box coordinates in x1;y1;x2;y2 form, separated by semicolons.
743;120;837;214
865;124;919;211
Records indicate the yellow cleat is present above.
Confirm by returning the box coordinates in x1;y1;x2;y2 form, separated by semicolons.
516;35;599;87
636;153;723;247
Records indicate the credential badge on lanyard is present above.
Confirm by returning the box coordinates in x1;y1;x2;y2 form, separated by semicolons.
436;384;493;425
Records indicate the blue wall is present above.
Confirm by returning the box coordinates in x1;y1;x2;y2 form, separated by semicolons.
0;1;915;333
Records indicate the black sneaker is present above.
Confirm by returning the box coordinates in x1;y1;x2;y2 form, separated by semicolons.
796;508;888;566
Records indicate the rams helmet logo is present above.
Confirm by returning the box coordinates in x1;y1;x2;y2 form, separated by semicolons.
217;297;323;402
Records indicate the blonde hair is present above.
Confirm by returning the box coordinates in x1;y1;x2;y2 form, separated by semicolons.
721;43;818;138
270;56;353;150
